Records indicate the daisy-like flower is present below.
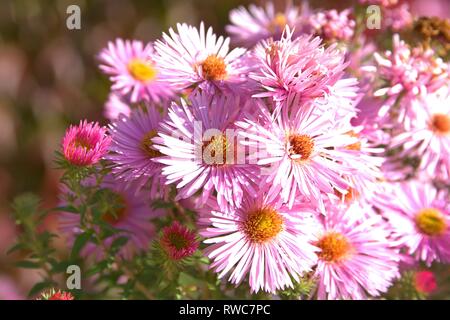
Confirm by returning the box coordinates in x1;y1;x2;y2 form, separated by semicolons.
226;1;305;47
198;192;319;294
308;9;355;43
314;202;400;300
365;35;449;125
107;104;168;198
62;120;111;166
391;92;450;176
238;95;359;211
59;174;165;260
160;221;199;260
154;23;253;93
103;92;131;121
98;39;173;103
374;181;450;266
153;91;259;212
251;27;358;112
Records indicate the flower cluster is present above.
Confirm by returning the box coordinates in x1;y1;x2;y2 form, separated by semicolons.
22;1;449;300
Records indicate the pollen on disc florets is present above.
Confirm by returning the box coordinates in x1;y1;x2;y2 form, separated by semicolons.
431;113;450;135
415;208;447;236
242;207;284;243
140;130;161;158
288;134;315;161
317;232;353;263
200;55;227;81
202;134;235;165
128;58;157;82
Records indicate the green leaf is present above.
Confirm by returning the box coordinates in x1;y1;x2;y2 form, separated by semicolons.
110;236;129;251
86;260;109;276
16;260;41;269
54;205;79;213
71;232;91;259
7;242;26;255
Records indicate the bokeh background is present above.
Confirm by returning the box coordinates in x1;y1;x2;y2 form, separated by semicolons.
0;0;449;299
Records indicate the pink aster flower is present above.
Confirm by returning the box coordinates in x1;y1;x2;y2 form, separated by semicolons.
59;174;165;260
374;181;450;266
391;92;450;176
198;192;319;294
160;221;199;260
62;120;111;166
98;39;173;103
153;91;259;212
308;9;355;42
313;202;400;300
226;1;306;47
107;104;168;199
237;95;360;211
383;3;412;31
154;23;253;93
365;35;449;125
103;92;131;121
251;27;358;113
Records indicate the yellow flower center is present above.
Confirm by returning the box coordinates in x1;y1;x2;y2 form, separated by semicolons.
415;208;447;236
202;134;235;165
288;134;314;161
140;130;161;158
102;193;128;225
128;59;157;82
242;207;283;243
431;113;450;135
268;13;287;32
317;232;352;262
200;55;227;81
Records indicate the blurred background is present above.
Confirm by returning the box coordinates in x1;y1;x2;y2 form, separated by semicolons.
0;0;449;299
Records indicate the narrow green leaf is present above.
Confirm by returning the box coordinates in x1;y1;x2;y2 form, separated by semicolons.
110;236;129;251
7;242;26;255
71;232;91;259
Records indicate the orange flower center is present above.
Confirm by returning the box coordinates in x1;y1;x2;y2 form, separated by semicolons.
431;113;450;134
242;207;283;243
317;232;352;262
200;55;227;81
288;134;314;161
140;130;161;158
415;208;447;236
128;59;157;82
